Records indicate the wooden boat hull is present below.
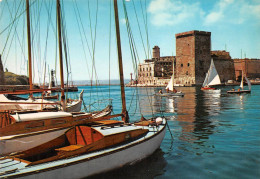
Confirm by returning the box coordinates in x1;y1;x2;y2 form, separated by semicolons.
0;105;112;155
0;119;166;178
65;100;82;112
227;90;251;94
0;128;68;156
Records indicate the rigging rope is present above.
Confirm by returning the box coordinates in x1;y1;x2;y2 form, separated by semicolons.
122;0;156;118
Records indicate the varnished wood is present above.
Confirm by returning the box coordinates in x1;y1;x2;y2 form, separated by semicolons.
26;0;33;97
27;127;148;166
113;0;129;123
56;0;65;110
0;112;121;137
0;88;60;95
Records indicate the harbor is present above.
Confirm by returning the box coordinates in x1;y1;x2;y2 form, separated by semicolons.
55;85;260;178
0;0;260;178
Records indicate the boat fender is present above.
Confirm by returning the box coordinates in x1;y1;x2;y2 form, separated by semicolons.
155;117;163;125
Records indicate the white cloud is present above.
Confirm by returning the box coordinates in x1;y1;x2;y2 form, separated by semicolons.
148;0;203;26
204;0;260;26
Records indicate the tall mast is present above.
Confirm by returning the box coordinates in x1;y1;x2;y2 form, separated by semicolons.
57;0;65;110
26;0;33;97
172;58;174;88
113;0;129;123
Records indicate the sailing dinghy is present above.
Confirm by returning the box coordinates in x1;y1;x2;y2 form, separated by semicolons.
227;72;251;94
156;58;184;97
201;59;221;90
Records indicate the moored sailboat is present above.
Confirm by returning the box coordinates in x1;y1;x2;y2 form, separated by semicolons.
0;0;112;156
0;0;167;177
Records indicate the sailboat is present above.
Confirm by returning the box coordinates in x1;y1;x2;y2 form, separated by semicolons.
0;0;82;112
0;0;112;156
201;58;221;90
227;72;251;94
156;59;184;97
0;0;166;178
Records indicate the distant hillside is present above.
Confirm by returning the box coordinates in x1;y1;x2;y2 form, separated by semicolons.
4;72;29;85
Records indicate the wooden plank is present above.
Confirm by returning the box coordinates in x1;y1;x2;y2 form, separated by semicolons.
0;88;60;95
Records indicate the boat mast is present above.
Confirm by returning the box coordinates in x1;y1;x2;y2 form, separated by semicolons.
172;58;174;89
114;0;129;123
57;0;65;110
26;0;33;97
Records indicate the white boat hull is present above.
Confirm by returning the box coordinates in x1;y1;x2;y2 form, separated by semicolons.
65;100;82;112
156;92;184;97
1;120;166;178
0;128;68;156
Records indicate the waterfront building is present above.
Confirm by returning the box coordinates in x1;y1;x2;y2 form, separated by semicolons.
137;46;175;86
233;58;260;81
135;30;260;87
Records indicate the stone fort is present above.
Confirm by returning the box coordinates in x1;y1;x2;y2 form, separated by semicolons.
136;30;260;86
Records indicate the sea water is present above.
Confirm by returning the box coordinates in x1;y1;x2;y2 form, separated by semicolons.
54;85;260;178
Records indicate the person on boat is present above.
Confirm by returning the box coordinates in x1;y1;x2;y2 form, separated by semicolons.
166;88;169;93
232;88;235;91
159;90;163;94
173;88;177;93
238;88;241;92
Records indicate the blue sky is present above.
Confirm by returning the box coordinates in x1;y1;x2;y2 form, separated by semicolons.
0;0;259;83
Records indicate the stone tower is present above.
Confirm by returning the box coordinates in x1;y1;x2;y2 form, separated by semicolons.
0;54;5;85
152;46;160;59
175;30;211;86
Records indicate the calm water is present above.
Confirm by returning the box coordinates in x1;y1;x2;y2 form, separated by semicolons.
40;85;260;178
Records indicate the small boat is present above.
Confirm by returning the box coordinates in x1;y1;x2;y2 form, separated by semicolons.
201;59;221;90
0;105;113;156
0;117;166;178
156;58;184;97
227;72;251;94
0;89;84;112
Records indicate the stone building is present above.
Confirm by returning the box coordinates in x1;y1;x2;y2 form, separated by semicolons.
0;55;5;85
137;46;174;86
211;50;236;82
175;30;211;86
136;30;260;87
233;58;260;80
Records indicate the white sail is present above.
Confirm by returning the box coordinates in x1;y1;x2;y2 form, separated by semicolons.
202;72;209;87
166;75;174;91
203;59;221;87
240;73;244;89
166;59;174;91
244;76;251;91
